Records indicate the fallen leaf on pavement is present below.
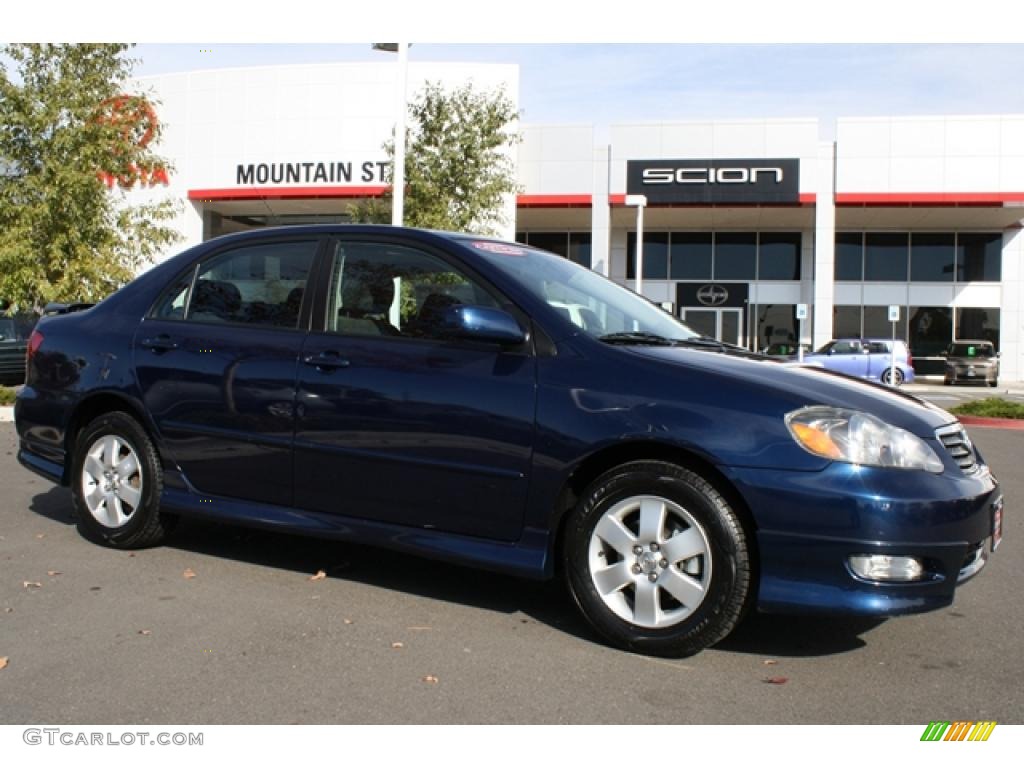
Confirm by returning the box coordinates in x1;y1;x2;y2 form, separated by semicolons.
138;630;152;636
762;676;789;685
183;568;196;580
309;570;326;582
407;626;432;631
421;675;439;684
0;657;8;670
22;581;42;589
763;659;778;666
47;571;62;577
35;534;45;539
343;619;353;625
4;608;12;613
391;642;404;649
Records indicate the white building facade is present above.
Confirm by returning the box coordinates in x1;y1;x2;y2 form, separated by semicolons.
129;63;1024;381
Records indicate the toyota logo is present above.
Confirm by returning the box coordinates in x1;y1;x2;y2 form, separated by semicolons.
696;284;729;307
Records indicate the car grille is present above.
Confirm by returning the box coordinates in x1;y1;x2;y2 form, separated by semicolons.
935;423;977;474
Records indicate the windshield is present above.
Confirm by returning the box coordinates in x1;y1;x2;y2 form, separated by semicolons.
465;240;699;342
949;343;994;358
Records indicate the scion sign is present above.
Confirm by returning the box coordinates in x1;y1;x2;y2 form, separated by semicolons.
627;158;800;204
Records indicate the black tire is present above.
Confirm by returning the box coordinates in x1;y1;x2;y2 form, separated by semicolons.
989;379;998;388
71;411;174;548
563;461;752;657
882;367;904;386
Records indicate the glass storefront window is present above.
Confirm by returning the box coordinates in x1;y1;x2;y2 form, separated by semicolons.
957;234;1002;282
714;233;756;280
864;233;908;281
908;306;953;358
568;233;592;269
863;305;906;341
758;233;801;280
756;304;805;353
835;233;863;281
833;305;861;339
910;233;955;282
669;233;712;280
956;307;1000;348
626;232;669;280
525;232;568;258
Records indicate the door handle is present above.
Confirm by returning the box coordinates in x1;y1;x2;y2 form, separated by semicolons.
140;335;179;352
302;351;350;370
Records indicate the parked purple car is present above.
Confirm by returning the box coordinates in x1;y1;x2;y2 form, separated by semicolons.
803;338;915;386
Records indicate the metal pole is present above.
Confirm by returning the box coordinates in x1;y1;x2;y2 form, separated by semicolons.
635;203;644;296
391;43;408;227
891;320;896;386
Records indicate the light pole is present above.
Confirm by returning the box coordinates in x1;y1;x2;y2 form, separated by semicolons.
625;194;647;296
372;43;409;226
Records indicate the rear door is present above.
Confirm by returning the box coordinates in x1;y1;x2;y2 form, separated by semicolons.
133;237;322;506
293;236;537;541
825;340;869;377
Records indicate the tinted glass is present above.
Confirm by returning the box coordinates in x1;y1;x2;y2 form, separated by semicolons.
189;241;317;328
956;307;1000;349
910;233;955;282
328;241;498;340
833;305;861;338
949;342;994;358
908;306;953;358
758;233;801;280
835;233;863;281
756;303;802;353
714;233;756;280
151;266;196;320
569;233;592;269
669;233;713;280
957;233;1001;282
864;233;908;281
627;232;669;280
863;305;904;339
525;232;568;258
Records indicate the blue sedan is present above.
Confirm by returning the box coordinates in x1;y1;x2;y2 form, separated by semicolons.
15;226;1001;656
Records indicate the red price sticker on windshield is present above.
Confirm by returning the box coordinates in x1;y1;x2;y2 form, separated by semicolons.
471;241;526;256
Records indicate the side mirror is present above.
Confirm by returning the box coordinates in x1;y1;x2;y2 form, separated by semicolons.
440;305;526;345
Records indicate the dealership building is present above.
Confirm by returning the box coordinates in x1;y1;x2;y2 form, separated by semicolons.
129;61;1024;381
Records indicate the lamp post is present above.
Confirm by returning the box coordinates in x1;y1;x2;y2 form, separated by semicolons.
625;194;647;296
372;43;409;226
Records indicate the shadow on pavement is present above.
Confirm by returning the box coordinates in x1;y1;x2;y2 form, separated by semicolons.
28;492;887;659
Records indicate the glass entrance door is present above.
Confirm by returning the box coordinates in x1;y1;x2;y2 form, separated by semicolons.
681;308;744;346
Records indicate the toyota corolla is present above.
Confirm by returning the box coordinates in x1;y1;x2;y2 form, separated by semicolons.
15;226;1003;656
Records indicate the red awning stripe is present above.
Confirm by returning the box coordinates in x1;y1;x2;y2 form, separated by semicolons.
836;192;1024;206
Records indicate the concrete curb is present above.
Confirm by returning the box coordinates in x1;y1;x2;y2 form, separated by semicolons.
0;405;12;423
956;415;1024;431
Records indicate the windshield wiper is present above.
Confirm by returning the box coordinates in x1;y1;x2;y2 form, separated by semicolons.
599;332;678;346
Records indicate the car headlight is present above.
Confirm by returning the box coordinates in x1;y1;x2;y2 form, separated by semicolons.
785;406;944;473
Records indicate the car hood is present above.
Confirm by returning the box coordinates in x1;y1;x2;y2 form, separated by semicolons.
624;345;957;436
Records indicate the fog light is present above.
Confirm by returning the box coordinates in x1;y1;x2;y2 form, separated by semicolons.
848;554;925;582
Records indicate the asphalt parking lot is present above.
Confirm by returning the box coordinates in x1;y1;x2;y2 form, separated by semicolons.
0;419;1021;725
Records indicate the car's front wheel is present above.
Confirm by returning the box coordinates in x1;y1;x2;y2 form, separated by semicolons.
72;411;173;548
563;461;752;657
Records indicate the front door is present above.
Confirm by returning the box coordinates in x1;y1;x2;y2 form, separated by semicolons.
293;237;537;542
680;308;743;346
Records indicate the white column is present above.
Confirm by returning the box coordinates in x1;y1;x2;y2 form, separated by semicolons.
1001;228;1023;382
590;144;611;276
391;43;409;227
813;141;837;350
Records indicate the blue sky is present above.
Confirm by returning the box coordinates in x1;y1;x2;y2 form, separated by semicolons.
130;43;1024;140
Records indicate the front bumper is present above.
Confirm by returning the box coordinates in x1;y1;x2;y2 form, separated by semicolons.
726;460;1001;616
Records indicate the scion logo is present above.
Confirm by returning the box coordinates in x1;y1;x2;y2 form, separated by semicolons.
626;158;799;204
696;284;729;307
642;167;784;185
920;721;997;742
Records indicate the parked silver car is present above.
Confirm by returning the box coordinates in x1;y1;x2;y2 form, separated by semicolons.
944;340;999;387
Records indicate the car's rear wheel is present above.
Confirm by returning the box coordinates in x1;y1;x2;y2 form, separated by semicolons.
989;379;998;388
882;367;904;386
563;461;751;657
72;411;173;548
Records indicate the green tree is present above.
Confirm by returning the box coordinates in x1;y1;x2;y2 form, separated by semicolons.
0;44;181;313
351;81;520;234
